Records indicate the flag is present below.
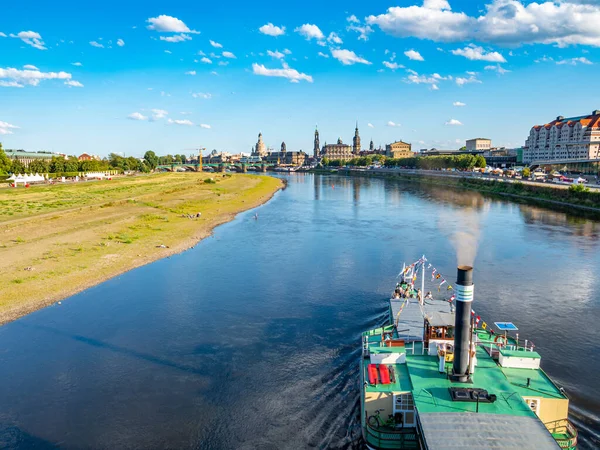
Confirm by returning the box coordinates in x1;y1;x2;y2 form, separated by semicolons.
447;285;453;290
440;279;446;287
427;263;432;269
476;316;481;327
450;294;455;301
482;322;487;330
436;273;441;279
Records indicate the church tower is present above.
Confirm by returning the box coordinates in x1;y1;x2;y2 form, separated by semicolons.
255;132;266;157
314;126;320;158
353;122;361;155
370;139;374;152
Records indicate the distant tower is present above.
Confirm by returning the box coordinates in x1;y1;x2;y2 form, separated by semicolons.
353;122;361;155
281;141;287;164
254;132;266;157
370;139;374;152
281;141;286;152
314;126;320;158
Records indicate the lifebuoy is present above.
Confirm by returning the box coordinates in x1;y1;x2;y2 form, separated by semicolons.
494;335;507;346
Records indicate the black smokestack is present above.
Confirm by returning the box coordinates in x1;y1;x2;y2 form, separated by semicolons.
452;265;474;382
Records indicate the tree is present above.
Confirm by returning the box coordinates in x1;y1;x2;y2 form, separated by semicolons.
49;156;66;173
11;159;25;174
475;155;486;169
0;143;12;175
65;157;79;172
521;167;531;178
29;159;49;173
144;151;158;170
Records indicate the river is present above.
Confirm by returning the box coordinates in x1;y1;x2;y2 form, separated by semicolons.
0;174;598;449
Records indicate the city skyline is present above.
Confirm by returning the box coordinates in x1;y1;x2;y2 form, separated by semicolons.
2;0;600;157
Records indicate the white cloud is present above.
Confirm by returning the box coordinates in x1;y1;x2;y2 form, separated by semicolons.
328;32;343;44
484;64;511;74
0;121;19;135
199;123;211;129
387;121;401;127
368;0;600;48
318;51;329;58
283;49;292;55
405;69;449;85
295;24;325;40
64;80;83;87
23;65;38;70
252;62;313;83
71;62;82;66
404;49;424;61
347;15;360;24
368;123;375;128
347;23;373;41
146;15;199;34
259;23;286;36
210;71;218;75
201;57;212;64
556;57;593;65
451;45;506;62
192;92;212;99
218;61;229;66
10;31;46;50
453;101;466;106
267;50;285;59
160;34;191;43
0;32;6;38
331;48;371;65
0;67;73;88
445;119;463;126
117;38;125;47
164;50;172;54
89;41;104;48
128;112;148;121
383;61;404;70
151;109;168;120
185;70;196;75
210;40;222;48
168;118;194;126
222;51;236;58
431;84;439;90
455;74;481;85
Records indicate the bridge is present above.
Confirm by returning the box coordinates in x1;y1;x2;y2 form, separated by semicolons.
156;162;276;173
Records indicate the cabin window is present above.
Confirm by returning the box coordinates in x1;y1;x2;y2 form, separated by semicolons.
524;397;540;415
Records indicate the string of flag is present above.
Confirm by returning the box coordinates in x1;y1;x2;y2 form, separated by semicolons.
398;255;493;332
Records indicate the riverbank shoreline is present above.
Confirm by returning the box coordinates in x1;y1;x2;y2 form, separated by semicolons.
329;169;600;214
0;173;283;325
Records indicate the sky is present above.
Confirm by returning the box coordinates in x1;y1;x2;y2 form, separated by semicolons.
2;0;600;157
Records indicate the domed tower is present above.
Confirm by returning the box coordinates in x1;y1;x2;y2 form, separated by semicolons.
370;139;374;152
353;122;361;155
255;132;266;157
314;126;320;158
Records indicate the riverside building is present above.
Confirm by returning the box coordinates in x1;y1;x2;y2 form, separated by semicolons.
315;124;362;161
523;110;600;164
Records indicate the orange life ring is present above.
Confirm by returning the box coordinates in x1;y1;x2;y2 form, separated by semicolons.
494;335;507;346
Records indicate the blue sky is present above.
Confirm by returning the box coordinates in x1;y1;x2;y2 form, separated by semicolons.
2;0;600;157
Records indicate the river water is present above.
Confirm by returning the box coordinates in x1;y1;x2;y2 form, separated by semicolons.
0;174;598;449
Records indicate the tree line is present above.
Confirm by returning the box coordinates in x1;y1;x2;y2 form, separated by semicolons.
0;144;191;176
322;154;486;170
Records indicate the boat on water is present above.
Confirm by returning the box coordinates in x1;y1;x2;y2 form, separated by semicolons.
272;166;298;172
360;258;577;450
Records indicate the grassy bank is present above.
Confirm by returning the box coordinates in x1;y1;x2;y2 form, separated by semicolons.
0;173;282;324
343;170;600;212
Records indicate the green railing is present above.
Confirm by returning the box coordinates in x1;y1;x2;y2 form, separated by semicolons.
545;418;578;449
365;421;419;449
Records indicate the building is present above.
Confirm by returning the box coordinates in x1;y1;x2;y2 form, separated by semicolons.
466;138;492;152
78;153;100;161
386;141;413;158
313;127;320;159
523;110;600;164
321;138;354;161
265;150;306;166
252;132;267;157
353;123;361;154
4;150;56;167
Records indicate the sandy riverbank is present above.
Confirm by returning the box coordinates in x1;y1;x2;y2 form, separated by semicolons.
0;173;283;325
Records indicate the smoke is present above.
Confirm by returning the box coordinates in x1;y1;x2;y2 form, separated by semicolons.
435;191;488;266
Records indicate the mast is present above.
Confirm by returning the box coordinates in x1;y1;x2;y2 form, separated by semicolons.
421;255;425;305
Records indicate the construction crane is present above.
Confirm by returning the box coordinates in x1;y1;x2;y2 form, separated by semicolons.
183;147;206;172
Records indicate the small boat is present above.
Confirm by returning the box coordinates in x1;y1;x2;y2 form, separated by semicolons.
360;257;577;449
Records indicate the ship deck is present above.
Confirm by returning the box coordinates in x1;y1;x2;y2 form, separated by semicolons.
389;297;452;341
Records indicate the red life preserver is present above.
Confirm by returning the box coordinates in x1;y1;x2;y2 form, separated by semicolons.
494;335;507;346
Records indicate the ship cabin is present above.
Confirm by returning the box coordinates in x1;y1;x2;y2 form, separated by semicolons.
423;312;455;356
